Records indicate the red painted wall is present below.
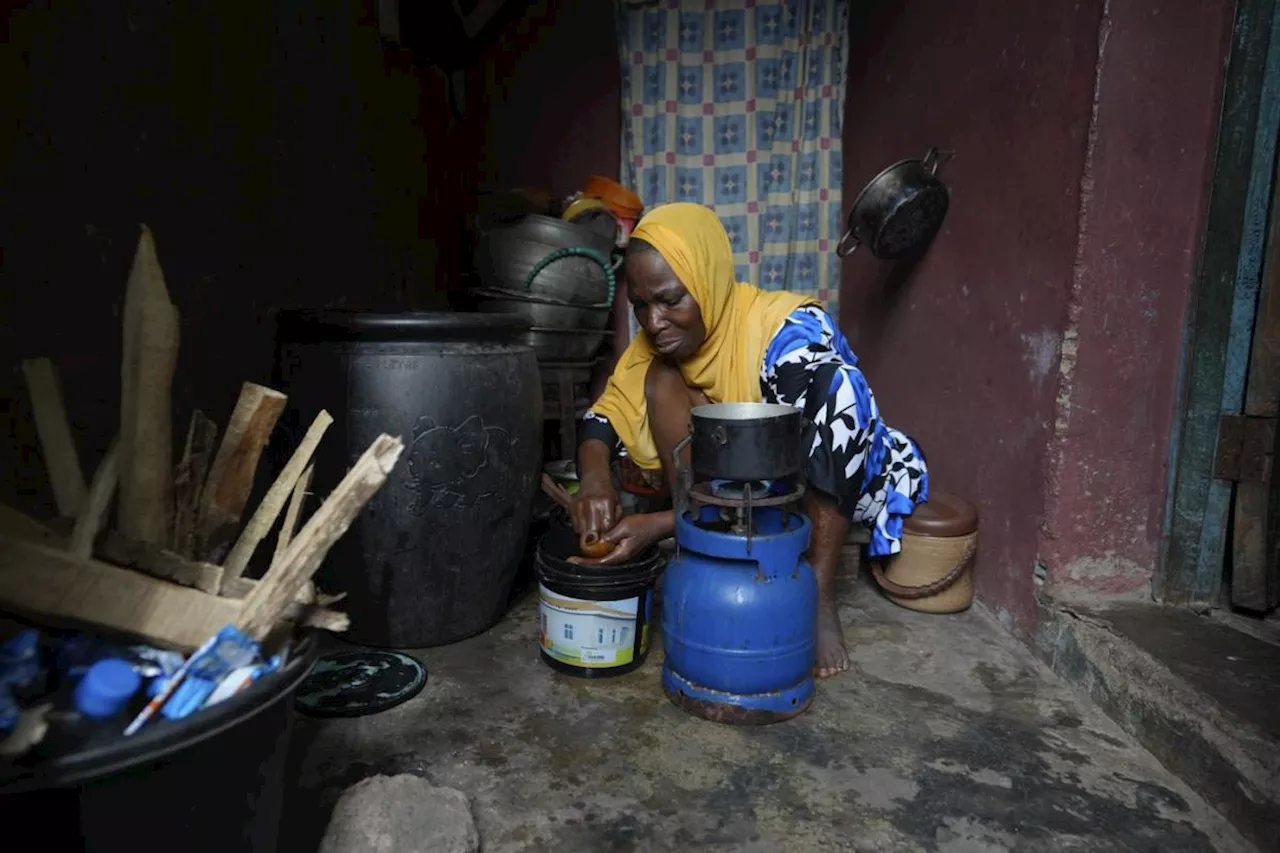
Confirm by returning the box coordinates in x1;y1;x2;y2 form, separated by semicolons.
839;1;1104;632
1037;1;1234;599
840;0;1233;632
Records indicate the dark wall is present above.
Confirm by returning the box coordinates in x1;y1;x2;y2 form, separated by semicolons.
0;1;464;512
465;0;621;198
460;0;626;383
840;0;1232;631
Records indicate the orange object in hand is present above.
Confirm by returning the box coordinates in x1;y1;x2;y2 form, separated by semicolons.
579;531;617;559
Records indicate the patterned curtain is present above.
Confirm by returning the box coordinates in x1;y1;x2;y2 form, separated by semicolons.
617;0;849;313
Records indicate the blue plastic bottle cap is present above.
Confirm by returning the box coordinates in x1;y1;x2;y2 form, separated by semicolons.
74;658;142;719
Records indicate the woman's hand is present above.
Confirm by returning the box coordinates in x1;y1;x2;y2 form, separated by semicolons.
569;511;674;566
571;438;620;538
569;478;621;540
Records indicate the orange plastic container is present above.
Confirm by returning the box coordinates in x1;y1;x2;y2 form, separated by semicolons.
583;175;644;243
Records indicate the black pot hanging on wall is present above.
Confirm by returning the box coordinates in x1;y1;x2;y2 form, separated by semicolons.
838;148;953;261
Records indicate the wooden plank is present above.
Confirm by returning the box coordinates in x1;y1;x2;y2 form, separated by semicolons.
1161;0;1280;605
288;604;348;633
20;358;86;517
0;508;225;594
0;507;345;632
1267;403;1280;607
195;382;287;560
96;530;224;595
1244;175;1280;417
0;530;346;646
69;439;120;558
172;411;218;559
272;464;314;567
1232;133;1280;612
237;434;402;639
0;506;319;605
220;575;320;606
0;504;61;545
0;533;240;651
220;410;332;587
119;225;180;546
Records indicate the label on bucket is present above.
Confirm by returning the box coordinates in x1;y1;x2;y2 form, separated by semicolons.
538;584;648;669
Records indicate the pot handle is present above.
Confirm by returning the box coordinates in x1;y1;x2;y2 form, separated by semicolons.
671;433;692;476
671;433;693;522
523;246;618;307
921;147;955;177
800;415;817;454
870;538;976;599
835;226;860;258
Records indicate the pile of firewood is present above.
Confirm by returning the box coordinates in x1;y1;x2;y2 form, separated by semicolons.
0;226;401;651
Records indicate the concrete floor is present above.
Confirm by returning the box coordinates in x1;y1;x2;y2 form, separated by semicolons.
284;578;1255;853
1036;600;1280;849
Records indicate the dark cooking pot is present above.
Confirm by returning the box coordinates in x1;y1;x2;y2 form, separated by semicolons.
838;148;951;260
476;214;616;305
691;403;803;482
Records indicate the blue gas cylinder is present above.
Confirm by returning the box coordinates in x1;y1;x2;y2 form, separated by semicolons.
661;504;817;724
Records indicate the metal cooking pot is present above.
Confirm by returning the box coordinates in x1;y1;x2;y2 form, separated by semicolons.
518;326;611;362
476;214;616;304
472;287;612;332
690;403;804;482
838;148;952;260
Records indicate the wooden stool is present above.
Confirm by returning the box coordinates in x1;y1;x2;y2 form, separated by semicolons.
872;492;979;614
539;361;596;461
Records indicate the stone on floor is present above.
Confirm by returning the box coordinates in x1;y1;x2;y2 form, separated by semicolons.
317;774;479;853
284;578;1256;853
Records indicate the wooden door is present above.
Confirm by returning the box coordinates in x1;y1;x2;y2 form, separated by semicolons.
1230;152;1280;613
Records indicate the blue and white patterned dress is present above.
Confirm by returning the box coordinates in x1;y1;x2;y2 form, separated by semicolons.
582;305;929;557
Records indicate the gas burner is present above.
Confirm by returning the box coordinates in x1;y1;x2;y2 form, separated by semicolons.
689;479;805;510
668;426;807;549
708;479;773;502
682;478;807;544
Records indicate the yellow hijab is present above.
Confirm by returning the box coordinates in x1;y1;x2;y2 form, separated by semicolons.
590;203;818;470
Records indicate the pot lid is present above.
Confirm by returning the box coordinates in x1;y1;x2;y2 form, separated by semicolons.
294;650;427;718
275;310;531;342
902;491;979;537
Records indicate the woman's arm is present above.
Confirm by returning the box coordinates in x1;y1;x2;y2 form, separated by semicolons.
571;437;621;537
570;413;675;562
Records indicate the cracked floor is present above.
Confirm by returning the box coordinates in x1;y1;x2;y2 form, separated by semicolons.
283;576;1255;853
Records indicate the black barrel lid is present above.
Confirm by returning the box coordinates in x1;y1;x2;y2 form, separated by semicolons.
294;650;427;718
275;309;531;343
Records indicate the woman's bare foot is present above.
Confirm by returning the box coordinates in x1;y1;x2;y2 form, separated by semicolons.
816;596;850;678
804;490;851;678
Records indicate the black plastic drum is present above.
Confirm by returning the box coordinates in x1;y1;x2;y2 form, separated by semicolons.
273;311;542;647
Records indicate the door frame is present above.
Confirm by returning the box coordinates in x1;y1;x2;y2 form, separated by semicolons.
1158;0;1280;605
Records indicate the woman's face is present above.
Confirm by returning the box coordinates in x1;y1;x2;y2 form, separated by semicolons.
626;248;707;361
